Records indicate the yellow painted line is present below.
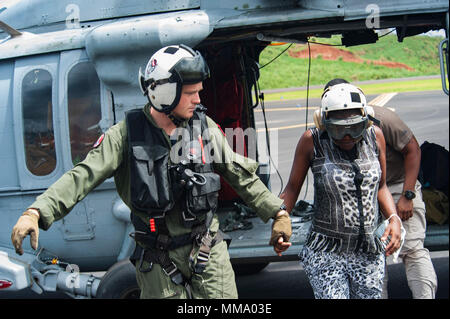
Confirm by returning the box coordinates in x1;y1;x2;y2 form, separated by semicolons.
254;106;319;112
368;94;382;106
368;92;397;107
257;122;315;132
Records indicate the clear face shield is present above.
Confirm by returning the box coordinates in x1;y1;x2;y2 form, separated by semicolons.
323;114;369;140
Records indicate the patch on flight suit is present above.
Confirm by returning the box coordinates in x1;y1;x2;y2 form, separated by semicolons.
93;133;105;148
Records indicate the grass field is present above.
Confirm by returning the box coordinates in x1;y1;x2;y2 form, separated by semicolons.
258;34;444;92
262;77;445;101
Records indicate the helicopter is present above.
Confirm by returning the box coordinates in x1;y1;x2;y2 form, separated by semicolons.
0;0;448;298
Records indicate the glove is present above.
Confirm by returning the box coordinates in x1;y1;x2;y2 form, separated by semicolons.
11;210;40;255
269;210;292;246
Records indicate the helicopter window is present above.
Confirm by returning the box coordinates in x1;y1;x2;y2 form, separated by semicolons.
22;69;56;176
67;62;102;165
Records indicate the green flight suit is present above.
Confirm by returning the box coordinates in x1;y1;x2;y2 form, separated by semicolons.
30;105;283;299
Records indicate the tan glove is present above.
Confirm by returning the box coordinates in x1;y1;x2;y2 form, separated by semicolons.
269;210;292;246
11;210;40;255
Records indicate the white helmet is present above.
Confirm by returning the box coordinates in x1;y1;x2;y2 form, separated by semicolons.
314;83;374;140
322;83;368;113
139;44;210;114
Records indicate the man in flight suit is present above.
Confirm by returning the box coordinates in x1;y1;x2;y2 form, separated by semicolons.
11;44;292;299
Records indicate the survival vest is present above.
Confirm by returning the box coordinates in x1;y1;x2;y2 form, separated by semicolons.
126;107;221;221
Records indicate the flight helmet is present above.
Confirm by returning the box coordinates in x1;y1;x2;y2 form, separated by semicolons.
314;83;374;140
139;44;210;114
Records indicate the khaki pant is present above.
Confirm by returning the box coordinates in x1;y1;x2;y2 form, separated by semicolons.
135;240;238;299
382;181;438;299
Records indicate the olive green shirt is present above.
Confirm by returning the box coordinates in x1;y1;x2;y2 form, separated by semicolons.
32;106;282;236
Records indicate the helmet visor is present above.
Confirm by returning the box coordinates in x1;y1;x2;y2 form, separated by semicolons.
169;52;210;84
324;115;368;140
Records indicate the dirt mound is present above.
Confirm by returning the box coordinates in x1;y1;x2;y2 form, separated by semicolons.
289;43;414;71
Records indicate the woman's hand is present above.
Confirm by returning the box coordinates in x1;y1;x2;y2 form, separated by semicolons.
381;215;402;256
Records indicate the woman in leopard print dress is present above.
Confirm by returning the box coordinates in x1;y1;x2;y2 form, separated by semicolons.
280;83;402;299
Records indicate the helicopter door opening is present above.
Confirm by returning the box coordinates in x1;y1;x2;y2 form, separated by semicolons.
199;44;268;206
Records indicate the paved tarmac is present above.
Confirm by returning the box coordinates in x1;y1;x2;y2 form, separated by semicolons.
236;250;448;299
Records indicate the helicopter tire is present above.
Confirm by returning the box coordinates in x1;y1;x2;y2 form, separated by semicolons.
96;259;140;299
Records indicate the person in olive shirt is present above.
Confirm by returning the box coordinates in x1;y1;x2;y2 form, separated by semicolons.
324;79;437;299
11;45;292;299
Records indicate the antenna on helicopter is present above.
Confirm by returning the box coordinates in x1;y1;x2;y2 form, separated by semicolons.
0;20;22;37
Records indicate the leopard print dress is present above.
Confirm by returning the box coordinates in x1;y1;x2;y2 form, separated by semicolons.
299;127;385;299
306;127;384;254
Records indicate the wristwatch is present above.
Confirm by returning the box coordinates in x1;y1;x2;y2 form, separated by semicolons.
403;190;416;200
280;203;287;211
